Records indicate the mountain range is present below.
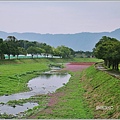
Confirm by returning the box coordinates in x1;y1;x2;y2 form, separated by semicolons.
0;28;120;51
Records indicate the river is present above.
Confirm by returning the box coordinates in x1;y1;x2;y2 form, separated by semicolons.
0;68;71;116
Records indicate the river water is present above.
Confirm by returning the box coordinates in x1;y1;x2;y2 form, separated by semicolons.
0;69;71;115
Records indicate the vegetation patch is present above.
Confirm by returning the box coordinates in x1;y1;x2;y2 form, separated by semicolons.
7;95;49;106
49;63;64;68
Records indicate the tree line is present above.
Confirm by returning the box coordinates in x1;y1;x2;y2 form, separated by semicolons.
0;36;75;59
0;36;94;60
93;36;120;71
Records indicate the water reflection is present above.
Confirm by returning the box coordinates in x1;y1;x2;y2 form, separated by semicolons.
28;73;71;94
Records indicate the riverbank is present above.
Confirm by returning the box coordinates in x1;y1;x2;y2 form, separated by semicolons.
0;58;102;118
81;65;120;118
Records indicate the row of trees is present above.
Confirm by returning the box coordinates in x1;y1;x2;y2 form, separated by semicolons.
0;36;75;59
93;36;120;70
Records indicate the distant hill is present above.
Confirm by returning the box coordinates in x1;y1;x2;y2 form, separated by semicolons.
0;28;120;51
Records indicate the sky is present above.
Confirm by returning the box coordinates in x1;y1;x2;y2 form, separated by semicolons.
0;1;120;34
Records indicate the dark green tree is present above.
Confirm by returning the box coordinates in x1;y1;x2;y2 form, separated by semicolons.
42;44;53;58
27;46;37;58
93;36;120;70
0;38;6;59
16;47;27;59
4;36;18;59
56;45;71;58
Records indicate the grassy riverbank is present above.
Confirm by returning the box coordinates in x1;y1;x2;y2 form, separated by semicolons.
81;66;120;118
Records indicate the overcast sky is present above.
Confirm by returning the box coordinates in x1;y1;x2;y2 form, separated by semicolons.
0;1;120;34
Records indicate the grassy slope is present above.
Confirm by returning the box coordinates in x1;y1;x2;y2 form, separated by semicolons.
81;65;120;118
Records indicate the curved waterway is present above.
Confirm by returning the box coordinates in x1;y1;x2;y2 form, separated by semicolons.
0;68;71;115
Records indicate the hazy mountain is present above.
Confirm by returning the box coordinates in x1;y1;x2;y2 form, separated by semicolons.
0;28;120;51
